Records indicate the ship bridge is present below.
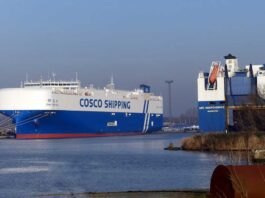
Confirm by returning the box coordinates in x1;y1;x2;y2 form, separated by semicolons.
23;80;81;90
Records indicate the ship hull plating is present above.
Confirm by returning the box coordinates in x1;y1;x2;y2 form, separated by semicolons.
1;110;163;139
198;101;226;132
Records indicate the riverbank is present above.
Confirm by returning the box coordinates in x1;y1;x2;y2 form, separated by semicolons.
181;132;265;151
40;190;207;198
0;134;15;139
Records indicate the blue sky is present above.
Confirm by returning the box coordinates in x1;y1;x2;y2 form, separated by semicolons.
0;0;265;116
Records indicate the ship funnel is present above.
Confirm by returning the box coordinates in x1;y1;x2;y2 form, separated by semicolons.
140;84;150;93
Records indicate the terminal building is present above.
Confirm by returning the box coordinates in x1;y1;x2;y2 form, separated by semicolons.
198;54;265;132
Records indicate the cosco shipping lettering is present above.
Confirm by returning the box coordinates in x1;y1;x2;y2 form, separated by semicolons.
80;98;131;109
0;78;163;139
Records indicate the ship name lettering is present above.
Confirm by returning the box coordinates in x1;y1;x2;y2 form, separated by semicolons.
80;98;130;109
80;98;103;108
104;100;131;109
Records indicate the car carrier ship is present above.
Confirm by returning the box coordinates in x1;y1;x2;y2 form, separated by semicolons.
0;77;163;139
198;54;265;132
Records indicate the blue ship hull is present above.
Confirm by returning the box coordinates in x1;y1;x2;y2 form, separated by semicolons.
198;101;226;132
1;110;163;139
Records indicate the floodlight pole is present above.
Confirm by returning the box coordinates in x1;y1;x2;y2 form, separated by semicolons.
165;80;174;119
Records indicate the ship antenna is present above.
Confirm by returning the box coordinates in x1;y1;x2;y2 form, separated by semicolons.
110;74;115;89
111;74;114;85
40;74;43;86
47;72;50;81
26;73;28;82
52;72;56;81
106;74;115;90
76;72;78;82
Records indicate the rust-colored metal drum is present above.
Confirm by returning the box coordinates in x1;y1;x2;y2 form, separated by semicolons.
209;165;265;198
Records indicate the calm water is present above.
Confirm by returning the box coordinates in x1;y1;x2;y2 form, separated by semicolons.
0;133;234;197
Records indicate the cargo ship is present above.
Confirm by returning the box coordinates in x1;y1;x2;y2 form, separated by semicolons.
0;77;163;139
198;54;265;132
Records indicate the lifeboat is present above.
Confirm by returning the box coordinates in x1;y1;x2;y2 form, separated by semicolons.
209;64;219;84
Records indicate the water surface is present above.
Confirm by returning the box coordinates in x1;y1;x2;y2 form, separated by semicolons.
0;133;231;197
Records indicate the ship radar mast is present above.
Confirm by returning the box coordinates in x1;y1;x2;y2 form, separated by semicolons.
75;72;78;82
106;75;115;90
26;73;29;83
52;72;56;81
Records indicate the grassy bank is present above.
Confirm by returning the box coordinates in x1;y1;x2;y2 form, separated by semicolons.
181;132;265;151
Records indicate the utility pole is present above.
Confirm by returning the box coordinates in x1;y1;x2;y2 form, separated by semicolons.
165;80;174;120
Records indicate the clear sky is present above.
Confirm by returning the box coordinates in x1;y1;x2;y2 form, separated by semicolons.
0;0;265;116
